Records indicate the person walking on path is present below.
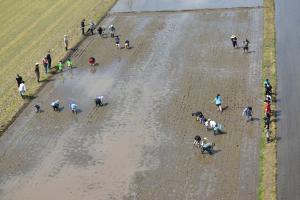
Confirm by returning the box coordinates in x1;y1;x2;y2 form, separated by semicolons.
81;19;85;35
34;63;40;82
18;81;26;98
46;50;52;70
212;94;223;112
16;74;23;87
64;35;69;51
42;57;49;74
230;35;238;48
242;106;253;121
66;58;73;69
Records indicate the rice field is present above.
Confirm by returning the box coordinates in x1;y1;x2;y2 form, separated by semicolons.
0;0;116;133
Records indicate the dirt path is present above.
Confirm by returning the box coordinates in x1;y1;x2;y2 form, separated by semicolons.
0;8;262;200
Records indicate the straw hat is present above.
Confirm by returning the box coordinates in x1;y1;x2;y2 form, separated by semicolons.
35;62;39;65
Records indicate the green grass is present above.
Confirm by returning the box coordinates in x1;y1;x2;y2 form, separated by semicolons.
259;0;276;199
0;0;117;134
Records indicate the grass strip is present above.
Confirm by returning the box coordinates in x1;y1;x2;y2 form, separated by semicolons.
259;0;276;199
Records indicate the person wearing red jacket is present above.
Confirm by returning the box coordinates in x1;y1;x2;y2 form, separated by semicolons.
264;101;271;116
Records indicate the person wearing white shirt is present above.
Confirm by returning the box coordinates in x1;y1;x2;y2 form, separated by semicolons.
18;81;26;98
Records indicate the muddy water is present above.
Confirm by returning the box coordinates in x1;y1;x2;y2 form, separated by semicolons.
111;0;262;13
0;7;262;200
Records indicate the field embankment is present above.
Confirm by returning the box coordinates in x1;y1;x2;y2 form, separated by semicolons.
259;0;276;199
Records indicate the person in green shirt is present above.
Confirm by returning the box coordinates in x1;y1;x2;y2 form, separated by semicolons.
66;58;73;69
57;60;64;72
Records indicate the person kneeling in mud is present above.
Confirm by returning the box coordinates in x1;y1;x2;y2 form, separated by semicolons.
69;102;78;114
95;96;104;107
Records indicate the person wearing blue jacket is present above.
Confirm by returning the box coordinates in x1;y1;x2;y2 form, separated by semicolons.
212;94;223;112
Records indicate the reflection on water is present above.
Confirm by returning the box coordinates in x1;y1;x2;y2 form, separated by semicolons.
112;0;262;12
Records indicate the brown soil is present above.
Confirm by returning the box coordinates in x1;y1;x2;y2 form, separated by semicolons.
0;8;262;200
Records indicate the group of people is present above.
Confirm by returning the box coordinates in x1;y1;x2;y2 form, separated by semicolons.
230;35;250;53
192;94;226;154
33;96;105;115
264;79;273;143
192;111;223;135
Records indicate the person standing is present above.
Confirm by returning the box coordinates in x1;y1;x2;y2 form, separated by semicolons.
97;26;103;37
18;81;26;98
81;19;85;35
212;94;223;112
16;74;23;87
34;63;40;82
230;35;238;48
66;58;73;69
46;50;52;70
64;35;69;51
109;25;115;38
264;101;271;116
57;60;64;72
42;57;48;74
89;20;95;35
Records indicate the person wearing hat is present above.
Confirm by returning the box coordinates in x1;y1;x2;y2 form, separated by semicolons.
230;35;238;48
64;35;69;51
81;19;85;35
34;63;40;82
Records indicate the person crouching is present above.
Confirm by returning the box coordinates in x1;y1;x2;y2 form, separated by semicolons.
51;100;60;111
95;96;104;107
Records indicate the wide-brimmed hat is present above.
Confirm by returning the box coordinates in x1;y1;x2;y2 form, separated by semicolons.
35;62;39;65
230;35;236;39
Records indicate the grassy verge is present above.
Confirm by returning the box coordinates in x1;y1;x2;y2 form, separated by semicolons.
259;0;276;199
0;0;117;135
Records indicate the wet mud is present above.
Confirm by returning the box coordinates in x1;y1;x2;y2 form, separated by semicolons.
111;0;262;13
0;7;262;200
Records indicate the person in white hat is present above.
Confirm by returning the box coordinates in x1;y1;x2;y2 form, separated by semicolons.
64;35;69;51
230;35;238;48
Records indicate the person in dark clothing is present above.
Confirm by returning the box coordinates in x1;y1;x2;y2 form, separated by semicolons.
16;74;23;87
81;19;85;35
35;63;40;82
46;50;52;70
125;40;130;49
97;26;103;37
230;35;238;48
243;39;250;53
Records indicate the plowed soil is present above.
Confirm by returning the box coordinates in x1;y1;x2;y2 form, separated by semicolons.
0;8;262;200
